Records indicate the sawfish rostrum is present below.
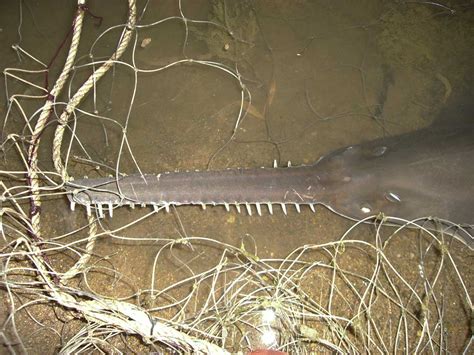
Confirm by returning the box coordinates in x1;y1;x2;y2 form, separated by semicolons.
67;118;474;247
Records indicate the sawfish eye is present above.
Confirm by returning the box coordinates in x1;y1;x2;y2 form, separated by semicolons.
385;191;401;203
372;146;387;157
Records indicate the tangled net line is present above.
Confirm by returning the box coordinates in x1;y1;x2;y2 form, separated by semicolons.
0;0;472;353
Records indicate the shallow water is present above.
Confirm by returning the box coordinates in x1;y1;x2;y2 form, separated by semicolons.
0;0;473;353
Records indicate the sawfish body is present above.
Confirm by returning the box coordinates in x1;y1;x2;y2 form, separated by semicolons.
67;119;474;246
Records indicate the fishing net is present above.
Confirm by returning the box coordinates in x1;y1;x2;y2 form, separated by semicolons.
0;0;472;353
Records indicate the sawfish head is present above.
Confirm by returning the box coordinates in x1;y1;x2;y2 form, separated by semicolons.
316;120;474;226
316;142;419;221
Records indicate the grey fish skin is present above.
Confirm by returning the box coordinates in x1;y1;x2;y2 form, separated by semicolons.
67;165;326;207
66;122;474;247
319;122;474;226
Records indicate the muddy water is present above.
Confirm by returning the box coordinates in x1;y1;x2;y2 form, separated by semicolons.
0;0;473;353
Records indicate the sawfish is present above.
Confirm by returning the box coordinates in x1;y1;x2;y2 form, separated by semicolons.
66;112;474;248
